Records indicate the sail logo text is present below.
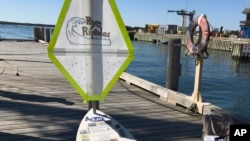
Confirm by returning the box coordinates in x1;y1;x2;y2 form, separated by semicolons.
66;16;111;46
82;16;111;38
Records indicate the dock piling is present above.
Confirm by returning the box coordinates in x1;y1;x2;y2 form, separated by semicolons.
45;28;51;43
167;38;181;91
34;27;53;43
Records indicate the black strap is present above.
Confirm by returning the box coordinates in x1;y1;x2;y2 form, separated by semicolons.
203;49;209;59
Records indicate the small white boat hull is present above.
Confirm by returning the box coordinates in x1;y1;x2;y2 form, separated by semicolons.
76;108;136;141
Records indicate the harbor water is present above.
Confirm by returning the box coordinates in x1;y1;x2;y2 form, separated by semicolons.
0;24;34;40
126;41;250;119
1;24;250;119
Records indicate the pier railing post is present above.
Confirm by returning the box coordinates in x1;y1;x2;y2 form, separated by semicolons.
34;27;39;42
167;38;181;91
189;54;204;114
39;27;45;41
191;55;203;103
45;28;51;43
33;27;45;42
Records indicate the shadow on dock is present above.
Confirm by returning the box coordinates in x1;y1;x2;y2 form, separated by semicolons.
0;90;74;105
0;87;203;141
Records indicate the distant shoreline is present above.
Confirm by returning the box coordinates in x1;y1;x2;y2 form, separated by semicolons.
0;21;143;31
0;21;54;27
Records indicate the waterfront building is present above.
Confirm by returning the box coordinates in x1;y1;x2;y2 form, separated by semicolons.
157;24;178;35
145;24;159;33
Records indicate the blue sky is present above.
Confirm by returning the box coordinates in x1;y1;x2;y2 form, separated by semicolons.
0;0;249;30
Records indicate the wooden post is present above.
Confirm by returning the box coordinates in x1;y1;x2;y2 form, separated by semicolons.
45;28;51;43
34;27;45;41
189;54;204;113
39;27;45;41
33;27;39;42
167;38;181;91
191;54;203;103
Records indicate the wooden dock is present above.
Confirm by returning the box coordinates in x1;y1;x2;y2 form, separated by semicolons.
0;41;205;141
2;41;250;141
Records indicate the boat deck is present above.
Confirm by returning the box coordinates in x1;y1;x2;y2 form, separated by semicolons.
0;41;202;141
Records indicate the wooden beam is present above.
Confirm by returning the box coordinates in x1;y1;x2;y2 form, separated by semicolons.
120;72;212;114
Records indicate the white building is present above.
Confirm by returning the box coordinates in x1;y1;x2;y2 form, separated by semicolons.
157;24;178;34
